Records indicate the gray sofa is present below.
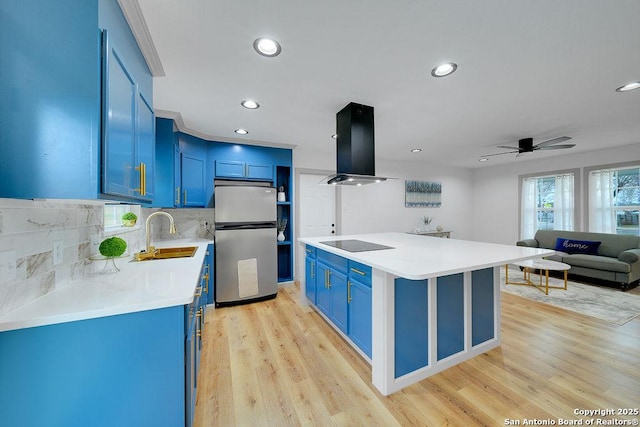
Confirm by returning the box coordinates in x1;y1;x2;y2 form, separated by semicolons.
517;230;640;290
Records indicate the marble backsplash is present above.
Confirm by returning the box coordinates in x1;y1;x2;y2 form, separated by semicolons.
0;199;213;317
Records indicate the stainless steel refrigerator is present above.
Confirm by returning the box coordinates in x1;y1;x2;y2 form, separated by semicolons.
214;181;278;306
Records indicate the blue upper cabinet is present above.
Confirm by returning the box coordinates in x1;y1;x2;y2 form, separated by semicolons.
215;160;273;181
0;0;152;201
0;0;101;199
101;27;155;202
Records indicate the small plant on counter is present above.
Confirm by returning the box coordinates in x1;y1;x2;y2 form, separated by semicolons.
422;216;433;226
99;237;127;258
277;218;288;232
122;212;137;227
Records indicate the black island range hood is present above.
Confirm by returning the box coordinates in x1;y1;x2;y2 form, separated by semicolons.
324;102;392;186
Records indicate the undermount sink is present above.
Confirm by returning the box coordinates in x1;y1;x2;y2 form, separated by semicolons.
133;246;198;261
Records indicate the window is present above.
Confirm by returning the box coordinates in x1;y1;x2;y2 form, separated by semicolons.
104;204;140;231
589;166;640;235
521;173;575;239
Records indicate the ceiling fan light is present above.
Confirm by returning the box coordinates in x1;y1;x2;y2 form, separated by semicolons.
431;62;457;77
616;81;640;92
253;37;281;57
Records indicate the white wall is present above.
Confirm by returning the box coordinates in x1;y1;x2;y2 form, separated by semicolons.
294;149;474;239
470;143;640;245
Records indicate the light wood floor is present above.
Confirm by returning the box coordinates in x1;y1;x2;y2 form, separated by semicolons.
194;284;640;426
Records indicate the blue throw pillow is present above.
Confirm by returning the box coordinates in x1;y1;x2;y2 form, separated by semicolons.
555;238;601;255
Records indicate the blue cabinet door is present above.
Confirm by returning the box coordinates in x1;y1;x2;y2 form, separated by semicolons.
330;269;348;333
215;160;246;178
0;307;185;427
101;30;154;202
137;91;155;200
215;160;273;181
182;153;206;207
316;262;331;316
246;163;273;180
348;278;372;358
102;32;136;198
305;255;316;304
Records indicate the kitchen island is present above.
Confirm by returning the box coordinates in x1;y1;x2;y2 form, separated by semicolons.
299;232;553;395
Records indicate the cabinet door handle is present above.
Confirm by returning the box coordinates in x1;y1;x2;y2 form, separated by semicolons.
327;270;332;289
347;280;352;304
195;286;202;297
311;261;315;278
350;267;366;276
175;186;181;205
135;162;146;196
183;189;188;205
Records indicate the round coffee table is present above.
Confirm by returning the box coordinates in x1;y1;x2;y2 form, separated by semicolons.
505;259;571;295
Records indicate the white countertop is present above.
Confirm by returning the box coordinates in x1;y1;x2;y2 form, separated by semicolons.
0;238;213;333
299;232;553;280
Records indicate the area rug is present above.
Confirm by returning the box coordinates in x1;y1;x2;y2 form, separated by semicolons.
500;266;640;325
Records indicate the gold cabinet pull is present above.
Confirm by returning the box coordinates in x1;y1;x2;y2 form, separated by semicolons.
347;280;352;303
135;162;146;196
183;189;188;205
196;307;203;318
195;286;202;297
203;265;210;293
327;270;332;289
350;267;366;276
175;186;181;205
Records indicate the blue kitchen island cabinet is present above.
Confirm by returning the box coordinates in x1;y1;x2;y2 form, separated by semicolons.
300;233;553;395
305;246;372;358
0;307;188;427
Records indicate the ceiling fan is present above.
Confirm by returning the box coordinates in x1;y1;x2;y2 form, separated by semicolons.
481;136;575;158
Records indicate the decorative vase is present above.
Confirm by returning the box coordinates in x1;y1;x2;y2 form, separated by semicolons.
277;192;286;202
277;231;285;241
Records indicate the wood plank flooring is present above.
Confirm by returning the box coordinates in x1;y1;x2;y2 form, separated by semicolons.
194;284;640;426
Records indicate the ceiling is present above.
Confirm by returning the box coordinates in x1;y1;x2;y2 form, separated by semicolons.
134;0;640;169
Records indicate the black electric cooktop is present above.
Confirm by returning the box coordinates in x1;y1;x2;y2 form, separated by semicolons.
319;239;395;253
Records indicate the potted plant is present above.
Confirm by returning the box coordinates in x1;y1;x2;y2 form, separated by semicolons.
122;212;137;227
421;216;433;231
277;218;287;241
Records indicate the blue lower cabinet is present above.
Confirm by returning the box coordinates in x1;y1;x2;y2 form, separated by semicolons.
329;269;348;333
0;307;187;427
347;278;372;358
315;262;332;317
305;252;317;304
313;250;372;356
315;258;348;333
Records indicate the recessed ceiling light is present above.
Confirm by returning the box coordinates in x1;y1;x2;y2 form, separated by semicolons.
241;100;260;109
431;62;457;78
479;157;489;162
616;81;640;92
253;37;281;57
410;148;422;153
234;128;249;135
331;134;337;139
